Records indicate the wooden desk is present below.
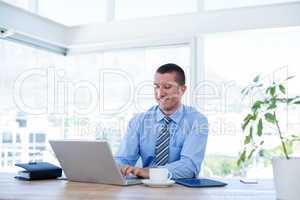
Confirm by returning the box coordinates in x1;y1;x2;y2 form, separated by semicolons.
0;173;275;200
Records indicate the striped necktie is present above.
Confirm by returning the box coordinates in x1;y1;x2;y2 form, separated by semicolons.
154;116;171;166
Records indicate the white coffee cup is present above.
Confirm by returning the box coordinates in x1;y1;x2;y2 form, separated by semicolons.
149;168;172;183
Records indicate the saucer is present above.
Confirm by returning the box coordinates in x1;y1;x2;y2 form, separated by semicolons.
141;179;175;187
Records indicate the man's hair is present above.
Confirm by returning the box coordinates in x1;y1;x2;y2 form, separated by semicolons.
156;63;185;85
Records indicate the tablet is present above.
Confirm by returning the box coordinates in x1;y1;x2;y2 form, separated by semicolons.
175;178;227;187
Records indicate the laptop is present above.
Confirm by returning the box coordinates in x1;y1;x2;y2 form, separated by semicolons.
49;140;142;186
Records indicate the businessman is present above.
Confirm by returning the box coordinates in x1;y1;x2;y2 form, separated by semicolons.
115;63;208;179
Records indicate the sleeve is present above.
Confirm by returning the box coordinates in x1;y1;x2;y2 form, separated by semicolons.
114;114;141;166
162;115;208;179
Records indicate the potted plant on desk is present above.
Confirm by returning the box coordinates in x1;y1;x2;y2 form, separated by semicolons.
237;75;300;200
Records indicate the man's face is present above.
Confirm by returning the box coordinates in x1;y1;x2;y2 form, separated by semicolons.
154;72;186;112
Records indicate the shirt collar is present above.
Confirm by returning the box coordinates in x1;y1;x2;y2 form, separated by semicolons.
156;104;184;124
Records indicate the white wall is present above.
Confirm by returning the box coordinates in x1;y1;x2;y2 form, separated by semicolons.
68;2;300;48
0;1;67;47
1;1;300;52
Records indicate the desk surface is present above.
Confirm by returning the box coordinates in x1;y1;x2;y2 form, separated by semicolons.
0;173;275;200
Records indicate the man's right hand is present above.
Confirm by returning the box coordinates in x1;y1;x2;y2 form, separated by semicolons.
120;165;150;178
120;165;134;176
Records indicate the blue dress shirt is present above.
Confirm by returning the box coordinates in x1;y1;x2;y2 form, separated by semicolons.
114;104;208;179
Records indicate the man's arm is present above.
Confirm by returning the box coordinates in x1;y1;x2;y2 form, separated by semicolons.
162;116;208;179
114;115;141;167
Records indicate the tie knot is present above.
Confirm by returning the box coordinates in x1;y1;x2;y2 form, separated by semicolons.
163;116;171;125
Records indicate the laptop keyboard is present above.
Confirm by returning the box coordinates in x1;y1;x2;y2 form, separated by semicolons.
125;178;142;185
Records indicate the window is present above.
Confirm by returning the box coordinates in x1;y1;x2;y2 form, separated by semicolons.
16;112;27;128
35;133;45;143
63;45;191;153
16;133;21;143
35;146;46;151
29;133;34;143
0;39;191;171
116;0;197;20
28;133;46;143
204;0;300;10
2;132;13;143
16;119;27;128
15;152;21;157
7;160;13;167
202;27;300;178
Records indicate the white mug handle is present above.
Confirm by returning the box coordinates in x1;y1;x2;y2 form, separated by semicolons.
167;171;172;180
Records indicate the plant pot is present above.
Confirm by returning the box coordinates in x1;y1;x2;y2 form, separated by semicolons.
272;157;300;200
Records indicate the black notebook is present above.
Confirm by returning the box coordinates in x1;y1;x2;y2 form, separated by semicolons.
15;162;62;180
175;178;227;187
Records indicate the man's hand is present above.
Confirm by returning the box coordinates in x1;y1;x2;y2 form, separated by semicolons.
132;167;149;178
120;165;149;178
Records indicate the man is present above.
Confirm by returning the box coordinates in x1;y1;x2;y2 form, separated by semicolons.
115;63;208;179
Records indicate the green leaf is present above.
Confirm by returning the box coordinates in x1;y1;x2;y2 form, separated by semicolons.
237;150;246;166
251;100;263;113
252;113;257;121
243;114;252;122
244;135;251;145
277;98;295;104
290;134;300;142
244;127;252;145
264;113;276;124
253;75;260;83
267;97;277;110
241;87;247;94
242;119;250;131
242;114;255;130
270;86;276;96
286;76;295;80
279;84;286;94
287;98;294;104
293;95;300;99
294;101;300;104
247;149;256;160
267;103;277;110
257;119;263;136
